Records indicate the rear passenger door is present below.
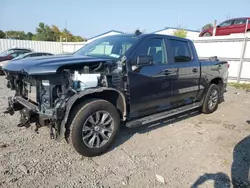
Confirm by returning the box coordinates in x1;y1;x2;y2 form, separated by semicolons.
166;38;200;107
231;18;247;34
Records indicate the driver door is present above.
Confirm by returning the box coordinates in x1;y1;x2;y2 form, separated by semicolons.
127;37;175;118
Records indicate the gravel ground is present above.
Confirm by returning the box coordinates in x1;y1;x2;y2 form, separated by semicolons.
0;76;250;188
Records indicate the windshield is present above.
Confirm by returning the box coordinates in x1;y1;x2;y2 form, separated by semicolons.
74;35;138;59
0;49;11;56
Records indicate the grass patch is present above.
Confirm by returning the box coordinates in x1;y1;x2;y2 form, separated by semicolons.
228;82;250;90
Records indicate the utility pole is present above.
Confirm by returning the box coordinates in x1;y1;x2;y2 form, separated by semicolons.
212;20;217;36
237;36;248;83
245;19;249;35
65;20;68;42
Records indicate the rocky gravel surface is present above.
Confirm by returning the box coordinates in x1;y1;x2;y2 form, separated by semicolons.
0;76;250;188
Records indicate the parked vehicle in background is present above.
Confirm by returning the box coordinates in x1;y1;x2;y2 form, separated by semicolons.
199;17;250;37
0;52;54;75
0;48;33;62
0;48;33;75
3;34;228;157
12;52;53;60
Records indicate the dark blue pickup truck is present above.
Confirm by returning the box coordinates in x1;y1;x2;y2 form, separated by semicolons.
2;33;228;157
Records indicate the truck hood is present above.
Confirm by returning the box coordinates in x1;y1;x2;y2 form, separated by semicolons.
3;54;115;75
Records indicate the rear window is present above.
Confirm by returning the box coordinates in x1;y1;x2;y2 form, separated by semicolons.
170;39;192;63
233;19;247;25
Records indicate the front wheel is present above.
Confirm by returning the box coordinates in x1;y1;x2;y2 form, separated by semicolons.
202;84;220;114
71;99;120;157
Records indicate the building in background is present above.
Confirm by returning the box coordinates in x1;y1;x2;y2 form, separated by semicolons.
86;28;200;41
153;27;200;38
87;30;124;42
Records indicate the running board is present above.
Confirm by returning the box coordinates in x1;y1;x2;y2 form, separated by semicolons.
126;102;202;128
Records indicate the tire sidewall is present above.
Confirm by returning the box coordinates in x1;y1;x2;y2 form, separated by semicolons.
203;32;212;37
71;99;120;157
202;84;220;114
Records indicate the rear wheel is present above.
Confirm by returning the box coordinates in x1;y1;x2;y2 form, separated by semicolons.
202;84;220;114
70;99;120;157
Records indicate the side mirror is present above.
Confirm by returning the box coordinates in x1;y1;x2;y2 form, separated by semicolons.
136;55;153;65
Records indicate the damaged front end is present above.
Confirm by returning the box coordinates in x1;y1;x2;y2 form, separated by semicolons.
3;59;121;140
4;71;73;139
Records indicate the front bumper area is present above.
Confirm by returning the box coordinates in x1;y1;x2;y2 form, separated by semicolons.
4;96;38;114
4;96;60;139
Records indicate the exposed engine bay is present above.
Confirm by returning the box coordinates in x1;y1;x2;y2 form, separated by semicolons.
4;60;122;139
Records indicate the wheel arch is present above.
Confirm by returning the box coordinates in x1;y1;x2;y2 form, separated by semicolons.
210;77;224;91
59;87;127;138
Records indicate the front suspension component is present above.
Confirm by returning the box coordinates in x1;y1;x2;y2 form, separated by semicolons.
17;108;31;128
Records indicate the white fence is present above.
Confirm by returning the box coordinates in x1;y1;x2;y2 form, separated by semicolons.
62;42;87;53
0;34;250;83
0;39;64;54
192;34;250;83
0;39;88;54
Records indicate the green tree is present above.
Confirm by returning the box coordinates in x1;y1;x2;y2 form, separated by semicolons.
1;22;86;42
0;30;5;38
31;35;37;41
51;25;61;41
61;29;73;42
25;32;34;40
202;23;213;30
36;22;55;41
173;29;187;38
5;30;26;39
72;35;86;42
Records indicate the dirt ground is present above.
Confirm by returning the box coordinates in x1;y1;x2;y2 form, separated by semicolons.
0;76;250;188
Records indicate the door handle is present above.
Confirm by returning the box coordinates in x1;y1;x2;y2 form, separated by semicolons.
192;68;198;73
161;69;177;75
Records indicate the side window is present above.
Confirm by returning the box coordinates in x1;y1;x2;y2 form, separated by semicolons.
6;50;14;55
170;39;192;63
135;38;167;64
30;53;42;57
233;19;247;25
18;51;27;55
10;52;19;58
27;54;34;57
122;43;132;54
219;20;233;27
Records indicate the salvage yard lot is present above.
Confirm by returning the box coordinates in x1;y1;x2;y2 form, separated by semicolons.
0;76;250;188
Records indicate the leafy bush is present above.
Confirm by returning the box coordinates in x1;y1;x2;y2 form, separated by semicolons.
173;29;187;38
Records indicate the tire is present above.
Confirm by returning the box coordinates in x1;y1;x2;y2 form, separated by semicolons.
202;84;220;114
70;99;120;157
203;32;212;37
